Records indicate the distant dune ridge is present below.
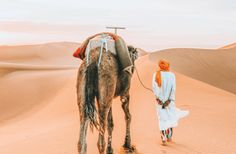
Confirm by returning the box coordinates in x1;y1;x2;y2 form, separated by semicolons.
150;45;236;94
0;42;80;66
0;42;235;154
219;42;236;49
136;48;148;57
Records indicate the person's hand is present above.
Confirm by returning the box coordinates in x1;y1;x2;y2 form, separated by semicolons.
156;98;163;105
163;100;171;108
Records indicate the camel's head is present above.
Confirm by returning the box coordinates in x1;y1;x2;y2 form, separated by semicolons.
128;45;138;63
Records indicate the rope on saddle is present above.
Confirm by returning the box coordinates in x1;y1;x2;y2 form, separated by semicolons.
86;34;109;67
98;36;108;67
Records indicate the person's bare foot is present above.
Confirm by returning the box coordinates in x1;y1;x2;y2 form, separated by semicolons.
161;140;167;146
167;138;172;142
161;133;167;146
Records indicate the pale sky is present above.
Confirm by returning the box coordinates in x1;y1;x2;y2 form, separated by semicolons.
0;0;236;51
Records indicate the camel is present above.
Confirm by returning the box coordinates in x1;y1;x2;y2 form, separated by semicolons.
76;37;138;154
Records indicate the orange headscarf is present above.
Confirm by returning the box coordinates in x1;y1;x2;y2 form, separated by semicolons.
156;59;170;87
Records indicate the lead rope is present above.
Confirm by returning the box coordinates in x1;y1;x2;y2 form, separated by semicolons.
98;41;104;67
134;63;153;93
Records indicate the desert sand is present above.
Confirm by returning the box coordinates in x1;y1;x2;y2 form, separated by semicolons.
0;43;236;154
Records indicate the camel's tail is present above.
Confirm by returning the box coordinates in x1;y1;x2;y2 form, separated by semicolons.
85;61;99;130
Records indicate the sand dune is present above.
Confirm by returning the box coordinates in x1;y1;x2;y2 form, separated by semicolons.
0;42;80;65
0;43;236;154
0;42;80;122
0;61;77;70
219;42;236;49
149;47;236;94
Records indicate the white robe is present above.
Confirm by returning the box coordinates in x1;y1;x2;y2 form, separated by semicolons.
152;71;189;131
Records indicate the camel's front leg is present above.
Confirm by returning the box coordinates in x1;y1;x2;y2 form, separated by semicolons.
121;94;135;152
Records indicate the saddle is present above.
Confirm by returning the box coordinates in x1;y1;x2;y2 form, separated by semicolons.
73;32;133;74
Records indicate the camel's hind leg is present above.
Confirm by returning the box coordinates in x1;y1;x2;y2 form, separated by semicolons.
97;78;116;154
107;107;114;154
77;65;90;154
77;93;89;154
97;104;109;154
121;94;135;152
78;118;89;154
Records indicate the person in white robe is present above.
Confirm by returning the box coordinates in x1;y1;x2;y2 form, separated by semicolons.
152;59;189;144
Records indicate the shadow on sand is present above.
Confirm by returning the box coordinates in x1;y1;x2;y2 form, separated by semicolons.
119;146;142;154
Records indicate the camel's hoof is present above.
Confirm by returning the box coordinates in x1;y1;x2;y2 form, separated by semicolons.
122;145;137;153
106;147;113;154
